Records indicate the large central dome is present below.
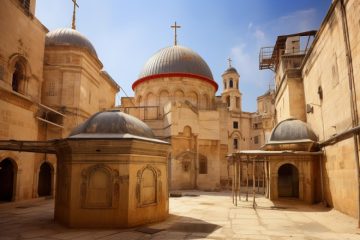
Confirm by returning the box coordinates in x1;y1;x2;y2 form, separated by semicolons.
133;45;217;90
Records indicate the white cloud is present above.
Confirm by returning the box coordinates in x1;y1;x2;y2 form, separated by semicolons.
231;43;265;87
254;29;265;42
264;8;317;36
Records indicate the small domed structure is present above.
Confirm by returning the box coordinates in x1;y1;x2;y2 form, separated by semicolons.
69;110;155;139
133;45;217;90
46;28;97;57
269;118;317;143
55;110;170;228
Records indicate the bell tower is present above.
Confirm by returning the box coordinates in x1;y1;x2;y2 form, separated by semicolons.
221;59;242;112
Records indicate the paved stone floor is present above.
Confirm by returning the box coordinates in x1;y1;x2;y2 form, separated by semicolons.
1;191;360;240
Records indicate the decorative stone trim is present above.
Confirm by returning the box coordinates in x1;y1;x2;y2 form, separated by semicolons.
80;164;120;209
136;164;161;207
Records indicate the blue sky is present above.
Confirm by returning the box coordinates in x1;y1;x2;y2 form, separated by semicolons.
36;0;331;112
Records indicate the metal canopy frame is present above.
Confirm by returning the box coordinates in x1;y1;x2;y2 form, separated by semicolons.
228;150;323;209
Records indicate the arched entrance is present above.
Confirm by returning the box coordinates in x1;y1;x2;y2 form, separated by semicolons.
38;162;52;197
278;163;299;198
0;159;16;202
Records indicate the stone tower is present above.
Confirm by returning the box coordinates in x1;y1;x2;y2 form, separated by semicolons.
221;65;242;112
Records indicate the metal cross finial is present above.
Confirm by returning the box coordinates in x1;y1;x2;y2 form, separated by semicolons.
72;0;79;30
171;21;181;46
228;57;232;68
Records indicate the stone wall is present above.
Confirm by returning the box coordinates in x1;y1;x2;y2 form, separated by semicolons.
301;0;359;217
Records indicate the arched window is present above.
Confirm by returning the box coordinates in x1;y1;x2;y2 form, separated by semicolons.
202;94;209;110
146;92;157;119
12;62;25;93
183;126;192;137
229;79;233;88
188;91;198;107
174;89;184;102
159;90;170;115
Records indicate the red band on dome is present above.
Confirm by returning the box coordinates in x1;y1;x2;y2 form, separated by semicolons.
132;73;218;91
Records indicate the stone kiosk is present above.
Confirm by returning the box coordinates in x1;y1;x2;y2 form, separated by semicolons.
0;110;170;228
231;118;323;205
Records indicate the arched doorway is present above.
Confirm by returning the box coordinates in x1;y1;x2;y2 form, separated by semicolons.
38;162;52;197
0;159;16;202
278;163;299;198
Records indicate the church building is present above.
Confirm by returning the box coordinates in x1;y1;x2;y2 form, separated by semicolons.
120;27;274;190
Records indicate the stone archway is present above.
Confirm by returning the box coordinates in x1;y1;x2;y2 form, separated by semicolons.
0;158;16;202
38;162;53;197
278;163;299;198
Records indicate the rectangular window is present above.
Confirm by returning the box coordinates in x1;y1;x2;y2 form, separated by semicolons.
233;138;238;150
199;157;208;174
254;136;259;144
48;81;56;96
233;121;238;129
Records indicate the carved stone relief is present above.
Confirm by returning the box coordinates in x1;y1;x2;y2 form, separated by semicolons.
136;164;161;207
81;164;120;209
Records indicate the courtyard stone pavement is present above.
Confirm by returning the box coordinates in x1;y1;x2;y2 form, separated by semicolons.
1;191;360;240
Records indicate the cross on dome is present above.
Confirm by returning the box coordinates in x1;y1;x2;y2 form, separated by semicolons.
71;0;79;30
171;21;181;46
227;57;232;68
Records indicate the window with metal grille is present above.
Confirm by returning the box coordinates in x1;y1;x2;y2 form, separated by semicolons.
233;121;238;129
48;81;56;96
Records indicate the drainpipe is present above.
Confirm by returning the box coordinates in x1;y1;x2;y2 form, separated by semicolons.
339;0;360;227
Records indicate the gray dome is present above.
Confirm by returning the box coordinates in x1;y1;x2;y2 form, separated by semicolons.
223;67;239;75
46;28;97;57
138;45;214;81
269;118;317;142
69;110;155;139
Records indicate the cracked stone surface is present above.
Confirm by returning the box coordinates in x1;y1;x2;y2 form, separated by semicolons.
0;191;359;240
